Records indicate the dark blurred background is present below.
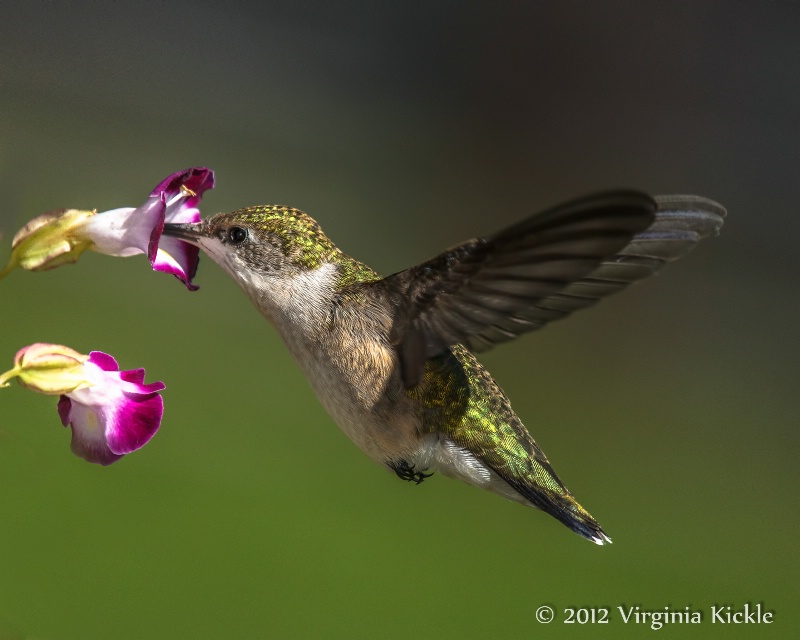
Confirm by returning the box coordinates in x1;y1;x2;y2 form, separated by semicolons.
1;2;797;638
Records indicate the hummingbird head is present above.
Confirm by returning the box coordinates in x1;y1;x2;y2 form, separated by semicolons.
165;205;338;276
164;205;343;320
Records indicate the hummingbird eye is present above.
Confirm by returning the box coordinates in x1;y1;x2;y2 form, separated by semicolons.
228;226;248;245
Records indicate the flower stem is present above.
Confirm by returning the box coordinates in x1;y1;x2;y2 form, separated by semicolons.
0;366;20;388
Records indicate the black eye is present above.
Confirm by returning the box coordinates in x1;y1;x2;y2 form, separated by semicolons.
228;226;247;244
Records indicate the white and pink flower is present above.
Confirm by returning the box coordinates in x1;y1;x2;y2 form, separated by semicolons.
0;167;214;290
1;343;165;465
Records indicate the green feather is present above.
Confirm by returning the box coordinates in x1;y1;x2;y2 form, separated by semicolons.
408;345;608;541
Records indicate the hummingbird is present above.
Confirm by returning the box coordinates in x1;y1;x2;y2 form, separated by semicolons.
164;191;725;544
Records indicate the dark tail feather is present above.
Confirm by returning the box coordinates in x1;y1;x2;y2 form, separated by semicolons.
507;477;612;545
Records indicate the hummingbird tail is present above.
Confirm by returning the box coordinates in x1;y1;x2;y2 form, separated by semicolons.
506;477;612;545
552;500;612;546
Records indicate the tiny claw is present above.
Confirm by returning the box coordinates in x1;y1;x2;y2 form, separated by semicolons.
390;459;434;484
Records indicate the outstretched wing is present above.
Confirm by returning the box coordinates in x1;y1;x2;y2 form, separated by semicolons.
377;192;725;387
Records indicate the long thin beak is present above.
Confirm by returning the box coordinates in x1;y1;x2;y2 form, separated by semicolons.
163;222;204;242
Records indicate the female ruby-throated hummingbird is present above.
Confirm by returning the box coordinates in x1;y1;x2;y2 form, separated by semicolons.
164;191;725;544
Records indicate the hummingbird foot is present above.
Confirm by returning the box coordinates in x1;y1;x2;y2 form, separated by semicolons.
389;459;434;485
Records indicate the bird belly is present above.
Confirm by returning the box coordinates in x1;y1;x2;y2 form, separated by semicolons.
286;332;424;465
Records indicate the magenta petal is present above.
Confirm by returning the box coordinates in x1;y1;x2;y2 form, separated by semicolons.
152;236;200;290
57;395;72;426
119;367;145;384
118;368;166;393
151;167;214;204
185;167;214;197
87;351;119;372
104;392;164;456
145;195;167;264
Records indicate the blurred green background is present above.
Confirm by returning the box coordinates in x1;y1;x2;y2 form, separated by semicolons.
1;2;797;639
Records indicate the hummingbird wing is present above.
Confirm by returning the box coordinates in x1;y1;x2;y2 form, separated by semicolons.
378;192;725;387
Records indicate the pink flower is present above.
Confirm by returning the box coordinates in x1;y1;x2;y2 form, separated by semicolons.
0;167;214;290
1;343;165;465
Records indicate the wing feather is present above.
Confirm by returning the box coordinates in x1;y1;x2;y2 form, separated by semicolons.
376;191;724;387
